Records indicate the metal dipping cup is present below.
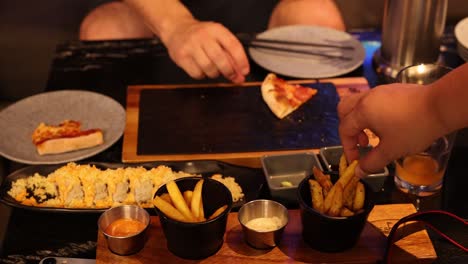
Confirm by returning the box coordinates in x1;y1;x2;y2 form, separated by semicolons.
98;205;150;255
238;199;289;249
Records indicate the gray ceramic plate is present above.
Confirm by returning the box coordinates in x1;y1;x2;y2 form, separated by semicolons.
0;90;125;164
249;25;365;79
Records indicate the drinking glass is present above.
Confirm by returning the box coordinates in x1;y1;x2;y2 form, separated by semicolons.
394;64;455;206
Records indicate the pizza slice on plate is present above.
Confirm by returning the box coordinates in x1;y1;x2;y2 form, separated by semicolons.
261;73;318;119
32;120;103;155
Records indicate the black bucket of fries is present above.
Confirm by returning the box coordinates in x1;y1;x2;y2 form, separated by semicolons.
153;177;233;259
297;161;375;252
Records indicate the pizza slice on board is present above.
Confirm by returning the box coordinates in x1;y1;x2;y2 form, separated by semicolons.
261;73;318;119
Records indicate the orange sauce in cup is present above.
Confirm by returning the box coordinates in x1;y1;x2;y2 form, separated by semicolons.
105;218;146;237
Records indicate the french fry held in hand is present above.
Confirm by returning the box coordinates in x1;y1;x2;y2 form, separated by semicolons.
310;160;365;217
339;153;347;177
153;179;228;223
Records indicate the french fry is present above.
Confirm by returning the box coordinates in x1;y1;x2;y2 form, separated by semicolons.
183;190;193;206
336;160;358;188
353;182;365;211
339;153;347;177
312;166;333;196
309;179;324;213
166;180;195;221
323;184;337;213
343;176;359;208
160;193;173;205
208;205;228;220
308;159;365;217
328;182;343;217
340;207;355;217
153;196;187;222
191;179;204;220
199;199;205;221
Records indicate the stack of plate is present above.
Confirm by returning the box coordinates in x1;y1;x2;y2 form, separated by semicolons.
455;17;468;62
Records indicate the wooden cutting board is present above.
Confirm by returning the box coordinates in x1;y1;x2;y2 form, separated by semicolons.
96;204;437;263
122;77;370;167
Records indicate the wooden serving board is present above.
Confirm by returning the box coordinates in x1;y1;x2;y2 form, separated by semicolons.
96;204;437;263
122;77;370;167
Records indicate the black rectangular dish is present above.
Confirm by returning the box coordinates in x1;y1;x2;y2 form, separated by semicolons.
137;82;340;155
0;161;265;213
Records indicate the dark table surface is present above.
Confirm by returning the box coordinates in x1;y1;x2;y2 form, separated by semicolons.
0;29;467;264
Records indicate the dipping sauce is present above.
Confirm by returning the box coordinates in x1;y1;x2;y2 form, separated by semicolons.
245;216;282;232
105;218;146;237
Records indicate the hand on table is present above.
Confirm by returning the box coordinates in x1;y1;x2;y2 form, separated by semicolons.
338;83;445;177
163;19;249;83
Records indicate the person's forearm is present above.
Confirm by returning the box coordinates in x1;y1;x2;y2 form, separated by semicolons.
430;63;468;134
124;0;195;43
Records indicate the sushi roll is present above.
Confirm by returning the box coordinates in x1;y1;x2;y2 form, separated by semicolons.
8;173;61;207
148;165;174;196
106;167;133;206
93;170;112;208
74;163;103;208
49;163;85;208
128;166;154;207
7;177;28;204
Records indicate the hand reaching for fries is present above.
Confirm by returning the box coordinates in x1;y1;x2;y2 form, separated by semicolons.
153;179;228;223
309;157;365;217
